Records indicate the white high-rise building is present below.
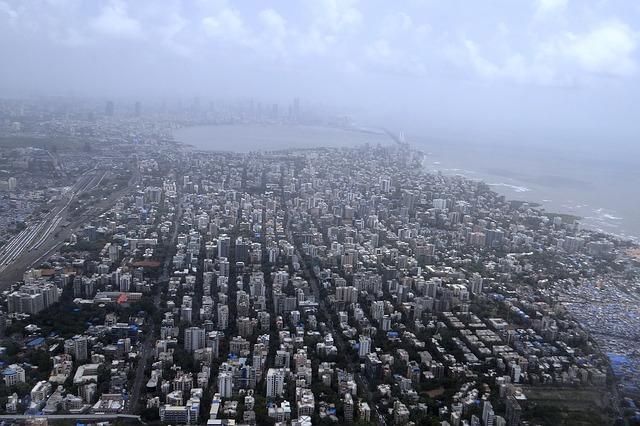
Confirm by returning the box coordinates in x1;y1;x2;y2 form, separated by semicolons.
119;273;131;292
469;273;483;295
336;286;358;303
482;401;495;426
218;371;233;398
358;336;371;358
511;363;521;383
266;368;285;398
433;198;447;210
370;301;384;322
217;304;229;330
65;335;88;361
30;381;52;404
184;327;205;353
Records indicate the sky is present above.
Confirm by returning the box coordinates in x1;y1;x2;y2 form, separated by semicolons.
0;0;639;150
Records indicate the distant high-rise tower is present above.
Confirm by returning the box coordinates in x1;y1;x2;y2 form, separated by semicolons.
192;97;201;112
105;101;114;117
293;97;300;120
134;101;141;117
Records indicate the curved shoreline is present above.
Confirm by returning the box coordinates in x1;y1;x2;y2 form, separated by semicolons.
172;123;638;244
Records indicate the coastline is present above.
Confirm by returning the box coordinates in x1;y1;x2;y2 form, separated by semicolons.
173;122;638;244
172;122;393;154
424;162;639;243
393;132;635;242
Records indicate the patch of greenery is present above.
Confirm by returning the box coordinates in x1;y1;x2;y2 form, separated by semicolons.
7;286;106;338
60;238;106;254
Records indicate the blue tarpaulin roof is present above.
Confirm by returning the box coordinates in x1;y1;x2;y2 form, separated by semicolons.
27;337;45;347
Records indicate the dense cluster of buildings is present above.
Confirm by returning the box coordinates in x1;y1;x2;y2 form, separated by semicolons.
0;99;638;425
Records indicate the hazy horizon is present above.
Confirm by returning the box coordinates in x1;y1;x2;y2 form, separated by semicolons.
0;0;639;155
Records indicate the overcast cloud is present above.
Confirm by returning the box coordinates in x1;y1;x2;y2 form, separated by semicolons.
0;0;638;149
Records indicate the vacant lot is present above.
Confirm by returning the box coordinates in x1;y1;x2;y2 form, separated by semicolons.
521;386;613;425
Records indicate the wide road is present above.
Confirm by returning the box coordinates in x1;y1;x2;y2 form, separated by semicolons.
0;166;140;289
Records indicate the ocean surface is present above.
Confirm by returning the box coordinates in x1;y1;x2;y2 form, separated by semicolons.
174;124;640;241
417;136;640;242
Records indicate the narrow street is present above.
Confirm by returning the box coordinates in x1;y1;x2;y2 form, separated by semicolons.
128;181;182;413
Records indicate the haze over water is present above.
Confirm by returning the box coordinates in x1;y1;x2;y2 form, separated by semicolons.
416;136;640;241
175;124;391;152
176;124;640;241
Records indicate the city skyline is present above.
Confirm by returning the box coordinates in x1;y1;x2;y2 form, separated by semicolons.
0;1;639;152
0;1;638;425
